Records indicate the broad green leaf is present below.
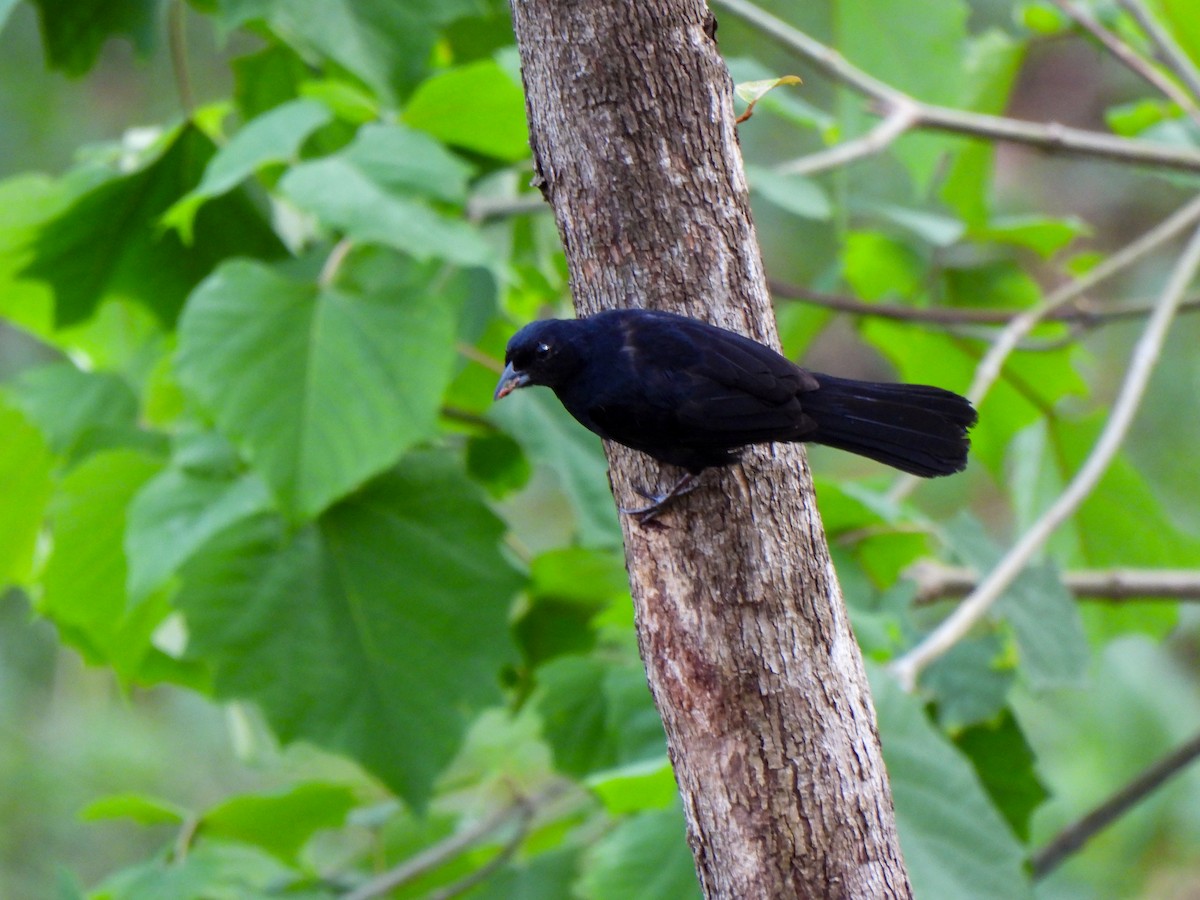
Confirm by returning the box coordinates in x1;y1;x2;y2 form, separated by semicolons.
231;43;312;121
0;0;18;30
587;757;678;814
0;174;74;338
461;847;581;900
280;158;489;265
978;214;1090;258
746;166;832;221
403;60;530;162
0;401;53;588
871;666;1030;900
201;782;357;864
576;804;701;900
5;362;138;457
177;259;461;518
337;123;475;203
19;125;284;327
163;98;334;239
836;0;969;190
40;449;167;677
1106;98;1178;137
125;465;273;602
535;656;665;778
529;547;629;606
842;231;924;301
954;711;1047;842
215;0;480;101
1155;0;1200;73
874;204;965;247
945;513;1088;690
491;389;622;549
87;841;295;900
176;453;522;806
940;31;1026;227
80;793;188;826
922;633;1015;729
466;432;532;499
27;0;157;76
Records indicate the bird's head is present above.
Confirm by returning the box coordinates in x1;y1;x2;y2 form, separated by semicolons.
493;318;581;400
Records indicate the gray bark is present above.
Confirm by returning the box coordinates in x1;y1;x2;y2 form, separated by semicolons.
508;1;913;896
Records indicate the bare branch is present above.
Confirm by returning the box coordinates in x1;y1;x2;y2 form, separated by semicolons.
341;789;553;900
1032;731;1200;879
907;561;1200;604
1051;0;1200;128
1115;0;1200;106
770;279;1200;328
891;221;1200;691
711;0;1200;174
777;103;919;176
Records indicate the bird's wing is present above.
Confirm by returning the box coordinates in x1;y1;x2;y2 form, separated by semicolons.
593;313;820;446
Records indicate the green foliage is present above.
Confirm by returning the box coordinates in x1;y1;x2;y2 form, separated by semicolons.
2;0;1199;897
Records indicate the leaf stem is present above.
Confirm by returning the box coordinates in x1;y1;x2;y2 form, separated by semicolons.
167;0;194;117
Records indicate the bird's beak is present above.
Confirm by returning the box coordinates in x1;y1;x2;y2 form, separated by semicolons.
493;363;530;401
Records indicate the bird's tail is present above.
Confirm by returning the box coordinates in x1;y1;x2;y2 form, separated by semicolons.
802;374;977;477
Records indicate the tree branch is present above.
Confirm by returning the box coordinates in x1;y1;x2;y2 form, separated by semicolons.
711;0;1200;174
907;561;1200;604
777;102;919;176
341;790;546;900
1031;731;1200;879
1051;0;1200;129
891;220;1200;691
1115;0;1200;107
769;279;1200;328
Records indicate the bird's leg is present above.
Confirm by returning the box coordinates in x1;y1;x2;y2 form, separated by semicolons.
619;471;701;523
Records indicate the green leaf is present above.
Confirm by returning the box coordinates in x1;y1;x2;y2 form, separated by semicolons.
945;513;1088;690
922;633;1015;729
176;453;523;807
954;711;1047;842
587;757;678;814
734;75;803;107
1150;0;1200;74
0;400;54;588
163;99;334;239
403;59;531;162
746;166;832;221
576;804;701;900
125;464;273;602
5;362;138;457
836;0;969;190
466;432;532;499
461;847;582;900
216;0;481;101
177;258;462;518
80;793;188;826
336;123;475;203
491;389;622;549
27;0;158;76
201;782;357;864
842;231;924;301
19;125;284;327
280;157;489;265
87;841;294;900
529;547;629;606
0;0;18;31
40;449;167;677
535;656;665;778
871;666;1030;900
978;214;1090;258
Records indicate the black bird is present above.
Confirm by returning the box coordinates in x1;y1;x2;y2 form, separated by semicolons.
493;309;977;519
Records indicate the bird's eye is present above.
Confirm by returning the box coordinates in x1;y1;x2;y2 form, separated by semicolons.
534;342;551;359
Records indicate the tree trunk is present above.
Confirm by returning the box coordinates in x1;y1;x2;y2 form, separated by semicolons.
508;1;913;897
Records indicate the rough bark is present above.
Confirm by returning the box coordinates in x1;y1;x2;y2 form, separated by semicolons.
508;1;913;897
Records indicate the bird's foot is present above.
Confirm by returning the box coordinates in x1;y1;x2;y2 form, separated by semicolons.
619;473;701;524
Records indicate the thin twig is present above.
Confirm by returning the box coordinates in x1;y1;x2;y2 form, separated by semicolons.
1051;0;1200;128
1115;0;1200;107
908;562;1200;604
772;279;1200;327
423;799;535;900
711;0;1200;174
167;0;194;117
457;341;505;374
467;194;549;223
777;103;919;176
341;792;542;900
891;221;1200;691
967;193;1200;406
1032;731;1200;879
318;239;355;288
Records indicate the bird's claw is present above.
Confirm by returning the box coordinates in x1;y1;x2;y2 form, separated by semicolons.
618;473;700;524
